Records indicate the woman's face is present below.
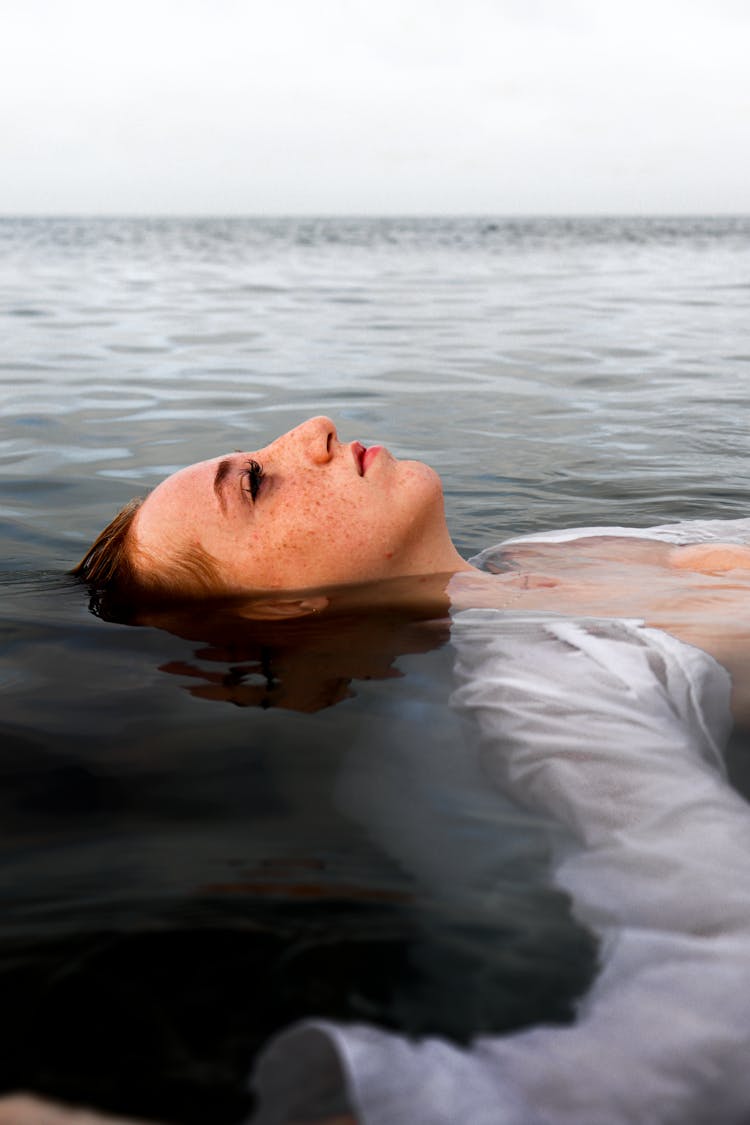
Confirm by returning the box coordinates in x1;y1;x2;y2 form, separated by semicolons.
132;416;467;593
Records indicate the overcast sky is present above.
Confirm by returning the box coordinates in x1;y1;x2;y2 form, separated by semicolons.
2;0;748;214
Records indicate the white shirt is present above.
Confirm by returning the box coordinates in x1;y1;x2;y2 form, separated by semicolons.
251;524;750;1125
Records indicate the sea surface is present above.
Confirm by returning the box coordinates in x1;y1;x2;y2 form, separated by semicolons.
2;215;750;1122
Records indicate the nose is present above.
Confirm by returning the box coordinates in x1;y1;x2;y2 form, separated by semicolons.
297;415;338;464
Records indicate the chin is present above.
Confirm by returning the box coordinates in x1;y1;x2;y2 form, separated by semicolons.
400;466;452;541
401;458;444;496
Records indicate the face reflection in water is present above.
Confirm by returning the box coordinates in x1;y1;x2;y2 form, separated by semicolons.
132;416;470;595
142;588;454;713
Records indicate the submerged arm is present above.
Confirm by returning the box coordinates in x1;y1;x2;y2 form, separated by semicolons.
449;536;750;723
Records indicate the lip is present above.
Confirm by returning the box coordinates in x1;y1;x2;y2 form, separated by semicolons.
351;442;383;476
352;442;366;475
362;445;382;474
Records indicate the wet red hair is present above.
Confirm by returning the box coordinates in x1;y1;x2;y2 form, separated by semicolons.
72;497;220;614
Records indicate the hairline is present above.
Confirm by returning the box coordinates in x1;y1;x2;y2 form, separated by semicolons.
129;500;224;599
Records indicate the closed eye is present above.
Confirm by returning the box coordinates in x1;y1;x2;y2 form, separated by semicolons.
242;458;265;502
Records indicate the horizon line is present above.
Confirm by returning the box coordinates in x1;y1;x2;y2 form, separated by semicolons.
1;210;749;221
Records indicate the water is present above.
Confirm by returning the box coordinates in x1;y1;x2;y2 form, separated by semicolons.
2;215;750;1121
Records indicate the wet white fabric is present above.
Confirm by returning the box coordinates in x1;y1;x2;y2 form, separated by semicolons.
478;515;750;553
251;610;750;1125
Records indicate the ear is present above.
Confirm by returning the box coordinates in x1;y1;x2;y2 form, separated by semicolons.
237;594;330;621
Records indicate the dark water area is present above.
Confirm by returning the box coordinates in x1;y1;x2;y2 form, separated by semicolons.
2;215;750;1121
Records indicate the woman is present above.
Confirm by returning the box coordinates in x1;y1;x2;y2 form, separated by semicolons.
73;413;750;602
66;416;750;1123
72;415;471;603
73;414;750;700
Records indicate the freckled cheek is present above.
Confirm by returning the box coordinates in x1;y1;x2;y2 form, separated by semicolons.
301;508;368;551
249;502;343;572
255;492;396;582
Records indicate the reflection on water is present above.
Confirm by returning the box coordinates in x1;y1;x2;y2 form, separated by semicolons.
2;216;750;1119
1;577;597;1121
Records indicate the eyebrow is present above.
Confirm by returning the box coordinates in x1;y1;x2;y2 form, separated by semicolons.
213;457;235;515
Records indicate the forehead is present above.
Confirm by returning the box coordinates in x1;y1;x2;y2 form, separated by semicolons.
135;456;226;549
152;456;220;508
